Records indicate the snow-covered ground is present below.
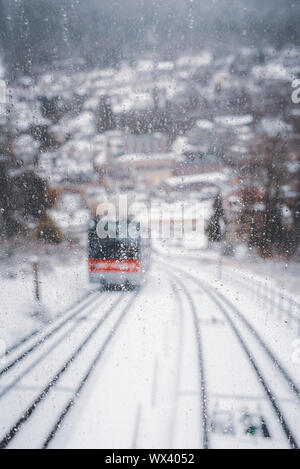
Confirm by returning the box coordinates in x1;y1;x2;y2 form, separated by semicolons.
0;242;90;350
156;240;300;301
0;240;299;449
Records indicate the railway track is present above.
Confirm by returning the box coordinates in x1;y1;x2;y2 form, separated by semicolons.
43;291;139;449
1;290;99;362
159;255;300;449
0;291;101;378
1;251;299;449
170;276;209;449
0;289;141;449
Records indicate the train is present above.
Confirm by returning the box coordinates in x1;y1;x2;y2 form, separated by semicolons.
88;216;151;289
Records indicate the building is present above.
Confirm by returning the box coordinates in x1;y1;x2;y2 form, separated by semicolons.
95;152;182;193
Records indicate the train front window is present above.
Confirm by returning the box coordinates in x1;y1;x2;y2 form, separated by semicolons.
89;234;140;261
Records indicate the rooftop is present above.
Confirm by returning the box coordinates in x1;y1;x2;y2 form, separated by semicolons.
165;172;229;188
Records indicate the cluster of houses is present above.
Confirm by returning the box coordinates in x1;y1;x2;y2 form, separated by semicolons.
1;44;298;238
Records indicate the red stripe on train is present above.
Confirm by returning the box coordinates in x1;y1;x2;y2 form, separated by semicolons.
89;259;140;273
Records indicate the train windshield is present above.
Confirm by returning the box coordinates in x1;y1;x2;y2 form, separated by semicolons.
89;234;140;261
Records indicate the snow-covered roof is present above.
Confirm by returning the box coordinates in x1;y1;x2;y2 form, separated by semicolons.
118;153;177;163
172;137;193;155
50;209;89;230
56;158;93;176
196;120;214;130
157;61;174;72
61;139;92;161
83;96;100;112
58;112;96;138
165;172;229;188
13;134;39;161
0;57;5;79
114;66;136;84
231;145;248;154
94;152;107;166
112;91;152;114
260;118;293;137
252;63;294;82
215;115;254;127
136;60;154;73
286;161;300;174
291;108;300;118
176;52;212;68
12;101;49;131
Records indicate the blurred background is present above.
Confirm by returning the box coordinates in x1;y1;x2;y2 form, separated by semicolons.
0;0;299;328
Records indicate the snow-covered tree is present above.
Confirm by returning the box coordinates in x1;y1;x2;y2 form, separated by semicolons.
207;193;226;243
